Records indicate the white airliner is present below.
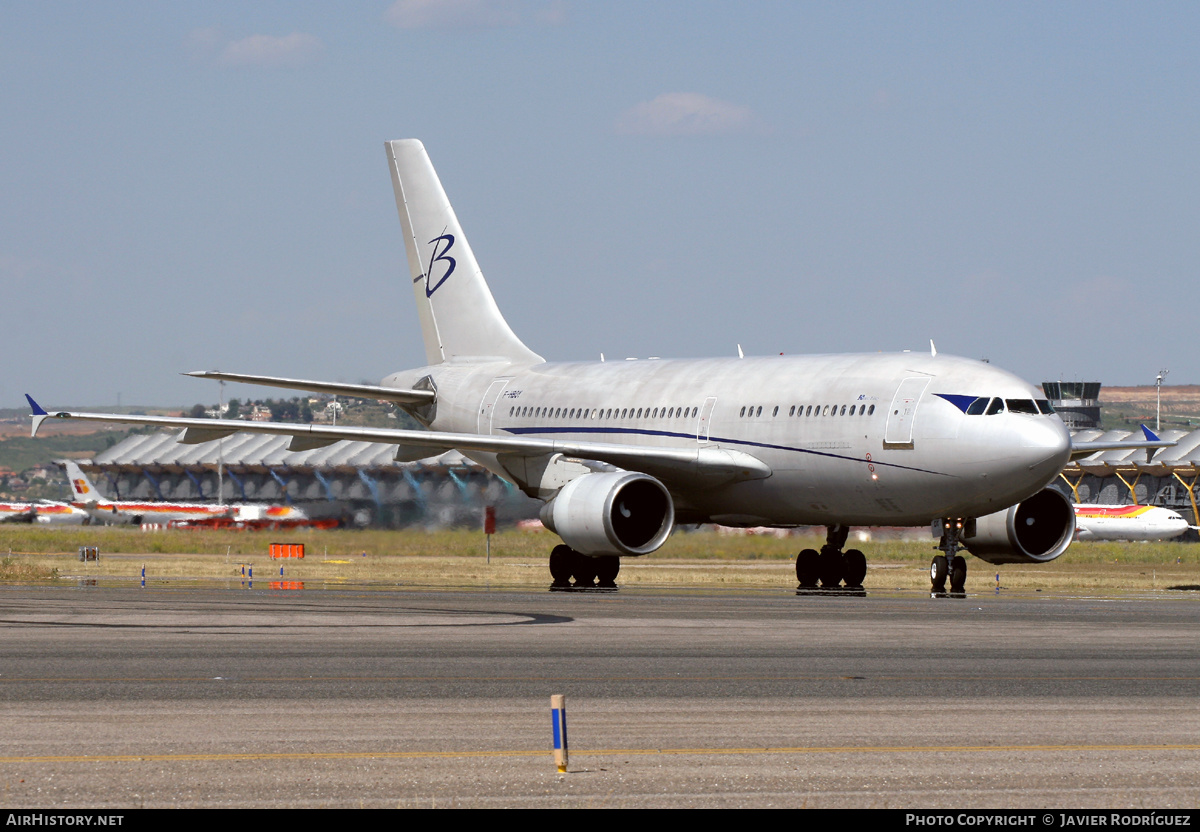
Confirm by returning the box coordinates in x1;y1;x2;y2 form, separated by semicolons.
26;140;1171;592
62;460;308;527
1073;504;1192;541
0;500;89;526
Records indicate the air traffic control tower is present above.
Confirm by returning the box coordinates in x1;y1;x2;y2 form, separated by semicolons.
1042;381;1102;430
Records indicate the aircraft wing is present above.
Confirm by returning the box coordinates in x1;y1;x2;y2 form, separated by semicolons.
183;371;436;405
26;396;770;489
1068;425;1175;462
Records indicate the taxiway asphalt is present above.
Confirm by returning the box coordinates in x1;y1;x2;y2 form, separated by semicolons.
1;582;1199;808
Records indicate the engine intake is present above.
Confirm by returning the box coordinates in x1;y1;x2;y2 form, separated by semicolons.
540;471;674;556
964;488;1076;564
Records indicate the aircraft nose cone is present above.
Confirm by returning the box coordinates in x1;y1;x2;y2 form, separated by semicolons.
1018;418;1072;477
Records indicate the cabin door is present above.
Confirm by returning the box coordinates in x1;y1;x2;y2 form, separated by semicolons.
477;379;512;434
696;397;717;443
883;377;930;449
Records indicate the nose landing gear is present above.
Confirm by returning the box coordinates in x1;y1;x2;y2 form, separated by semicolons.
932;519;968;594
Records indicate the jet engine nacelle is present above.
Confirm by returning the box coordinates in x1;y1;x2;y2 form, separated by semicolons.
964;488;1076;564
540;471;674;557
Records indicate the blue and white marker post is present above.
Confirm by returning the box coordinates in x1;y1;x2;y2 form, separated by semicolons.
551;694;568;773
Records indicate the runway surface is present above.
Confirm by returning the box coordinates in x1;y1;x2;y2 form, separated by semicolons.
1;582;1199;808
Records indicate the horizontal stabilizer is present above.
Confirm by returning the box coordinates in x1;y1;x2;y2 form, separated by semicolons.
185;371;436;405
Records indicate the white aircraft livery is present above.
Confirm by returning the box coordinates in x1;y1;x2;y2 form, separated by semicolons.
61;460;308;527
1073;504;1192;541
27;139;1172;593
0;500;89;526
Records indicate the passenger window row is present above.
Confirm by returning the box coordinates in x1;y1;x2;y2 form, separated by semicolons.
507;405;701;421
741;403;876;418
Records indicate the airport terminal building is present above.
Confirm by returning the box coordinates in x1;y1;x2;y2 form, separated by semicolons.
85;430;540;528
1054;426;1200;536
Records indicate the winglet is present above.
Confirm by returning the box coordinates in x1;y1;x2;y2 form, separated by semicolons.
1141;424;1163;463
25;394;49;438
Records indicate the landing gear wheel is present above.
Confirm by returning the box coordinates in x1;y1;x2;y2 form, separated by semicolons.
930;555;948;593
595;555;620;588
843;549;867;588
795;549;820;587
549;545;574;587
572;554;598;588
949;556;967;593
819;550;845;588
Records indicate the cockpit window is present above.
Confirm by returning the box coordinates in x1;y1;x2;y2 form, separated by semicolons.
985;397;1005;415
1036;399;1055;414
966;397;989;416
1005;399;1039;414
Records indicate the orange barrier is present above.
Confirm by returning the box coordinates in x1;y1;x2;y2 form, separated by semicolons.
270;581;305;590
269;542;305;559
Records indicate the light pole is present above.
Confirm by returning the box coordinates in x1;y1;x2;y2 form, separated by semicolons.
218;379;225;505
1156;369;1169;432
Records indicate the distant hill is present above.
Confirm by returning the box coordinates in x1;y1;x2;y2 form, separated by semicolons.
1094;385;1200;431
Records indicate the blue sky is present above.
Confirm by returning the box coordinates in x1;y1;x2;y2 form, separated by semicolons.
3;1;1198;408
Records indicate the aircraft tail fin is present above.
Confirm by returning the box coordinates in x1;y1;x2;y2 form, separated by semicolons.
63;460;105;502
385;140;542;366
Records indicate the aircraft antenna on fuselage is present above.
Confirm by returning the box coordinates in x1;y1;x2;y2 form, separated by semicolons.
385;140;543;367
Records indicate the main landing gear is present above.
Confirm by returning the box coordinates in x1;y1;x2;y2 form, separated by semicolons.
931;519;968;594
549;544;620;590
795;525;868;590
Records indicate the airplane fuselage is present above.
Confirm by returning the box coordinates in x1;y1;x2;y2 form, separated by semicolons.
385;350;1072;528
0;501;89;526
1074;504;1190;541
73;501;308;526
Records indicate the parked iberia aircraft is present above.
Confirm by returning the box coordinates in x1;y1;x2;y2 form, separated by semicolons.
0;500;89;525
1073;504;1192;541
62;461;308;527
27;140;1171;592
